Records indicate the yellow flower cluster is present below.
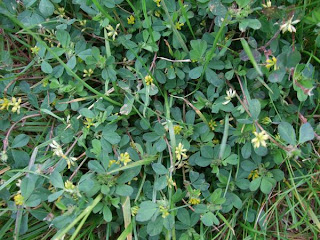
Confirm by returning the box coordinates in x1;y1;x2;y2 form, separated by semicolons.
145;75;153;86
188;187;201;205
261;117;272;125
175;22;184;30
153;0;161;7
127;15;135;25
266;56;278;70
31;46;40;54
173;125;182;135
0;97;22;114
159;205;170;218
14;194;24;206
64;180;76;192
83;68;93;77
131;205;139;216
208;120;217;131
175;143;187;161
248;169;260;180
83;118;95;128
251;131;269;148
119;152;131;166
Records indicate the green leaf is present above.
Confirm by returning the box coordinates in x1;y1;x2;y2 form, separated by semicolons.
268;69;286;83
50;171;64;189
41;61;53;73
190;39;207;61
136;201;158;222
56;30;70;48
103;205;112;222
102;124;121;145
79;108;95;118
152;163;168;175
201;212;219;226
154;176;168;190
249;177;261;191
260;177;273;194
189;66;203;79
11;134;30;148
115;184;133;196
147;216;163;236
249;99;261;120
39;0;54;17
278;122;296;145
48;190;64;202
299;123;314;144
239;19;261;32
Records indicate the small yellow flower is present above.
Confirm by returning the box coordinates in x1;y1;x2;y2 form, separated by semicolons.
262;0;272;8
131;206;139;216
175;143;187;161
159;205;170;218
173;125;182;135
251;131;269;148
119;152;131;166
175;22;184;30
83;69;93;77
212;139;220;145
189;197;201;205
266;56;278;70
261;117;272;125
106;24;120;41
188;187;201;205
154;0;161;7
14;194;24;206
0;98;10;110
222;88;236;105
209;120;217;131
10;97;21;114
248;169;260;180
54;7;65;18
79;20;87;26
31;46;40;54
66;157;77;169
154;10;161;17
280;16;300;34
83;118;94;128
144;75;153;86
64;180;75;192
127;15;135;25
108;159;119;167
50;140;65;158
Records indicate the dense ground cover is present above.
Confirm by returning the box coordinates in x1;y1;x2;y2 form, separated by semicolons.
0;0;320;239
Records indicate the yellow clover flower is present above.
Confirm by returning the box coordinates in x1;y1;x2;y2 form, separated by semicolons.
0;98;11;110
83;69;93;77
173;125;182;135
251;131;269;148
280;16;300;34
154;0;161;7
83;118;94;128
31;46;40;54
266;56;278;70
64;180;76;192
175;22;184;30
14;194;24;206
159;205;170;218
119;152;131;166
127;15;135;25
208;120;217;131
175;143;187;161
10;97;22;114
144;75;153;86
262;0;272;8
248;169;260;180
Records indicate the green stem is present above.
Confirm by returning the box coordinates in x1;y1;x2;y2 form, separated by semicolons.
219;114;230;160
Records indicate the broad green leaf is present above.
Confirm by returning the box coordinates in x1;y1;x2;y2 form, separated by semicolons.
278;122;296;145
299;123;314;143
11;134;30;148
136;201;158;222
